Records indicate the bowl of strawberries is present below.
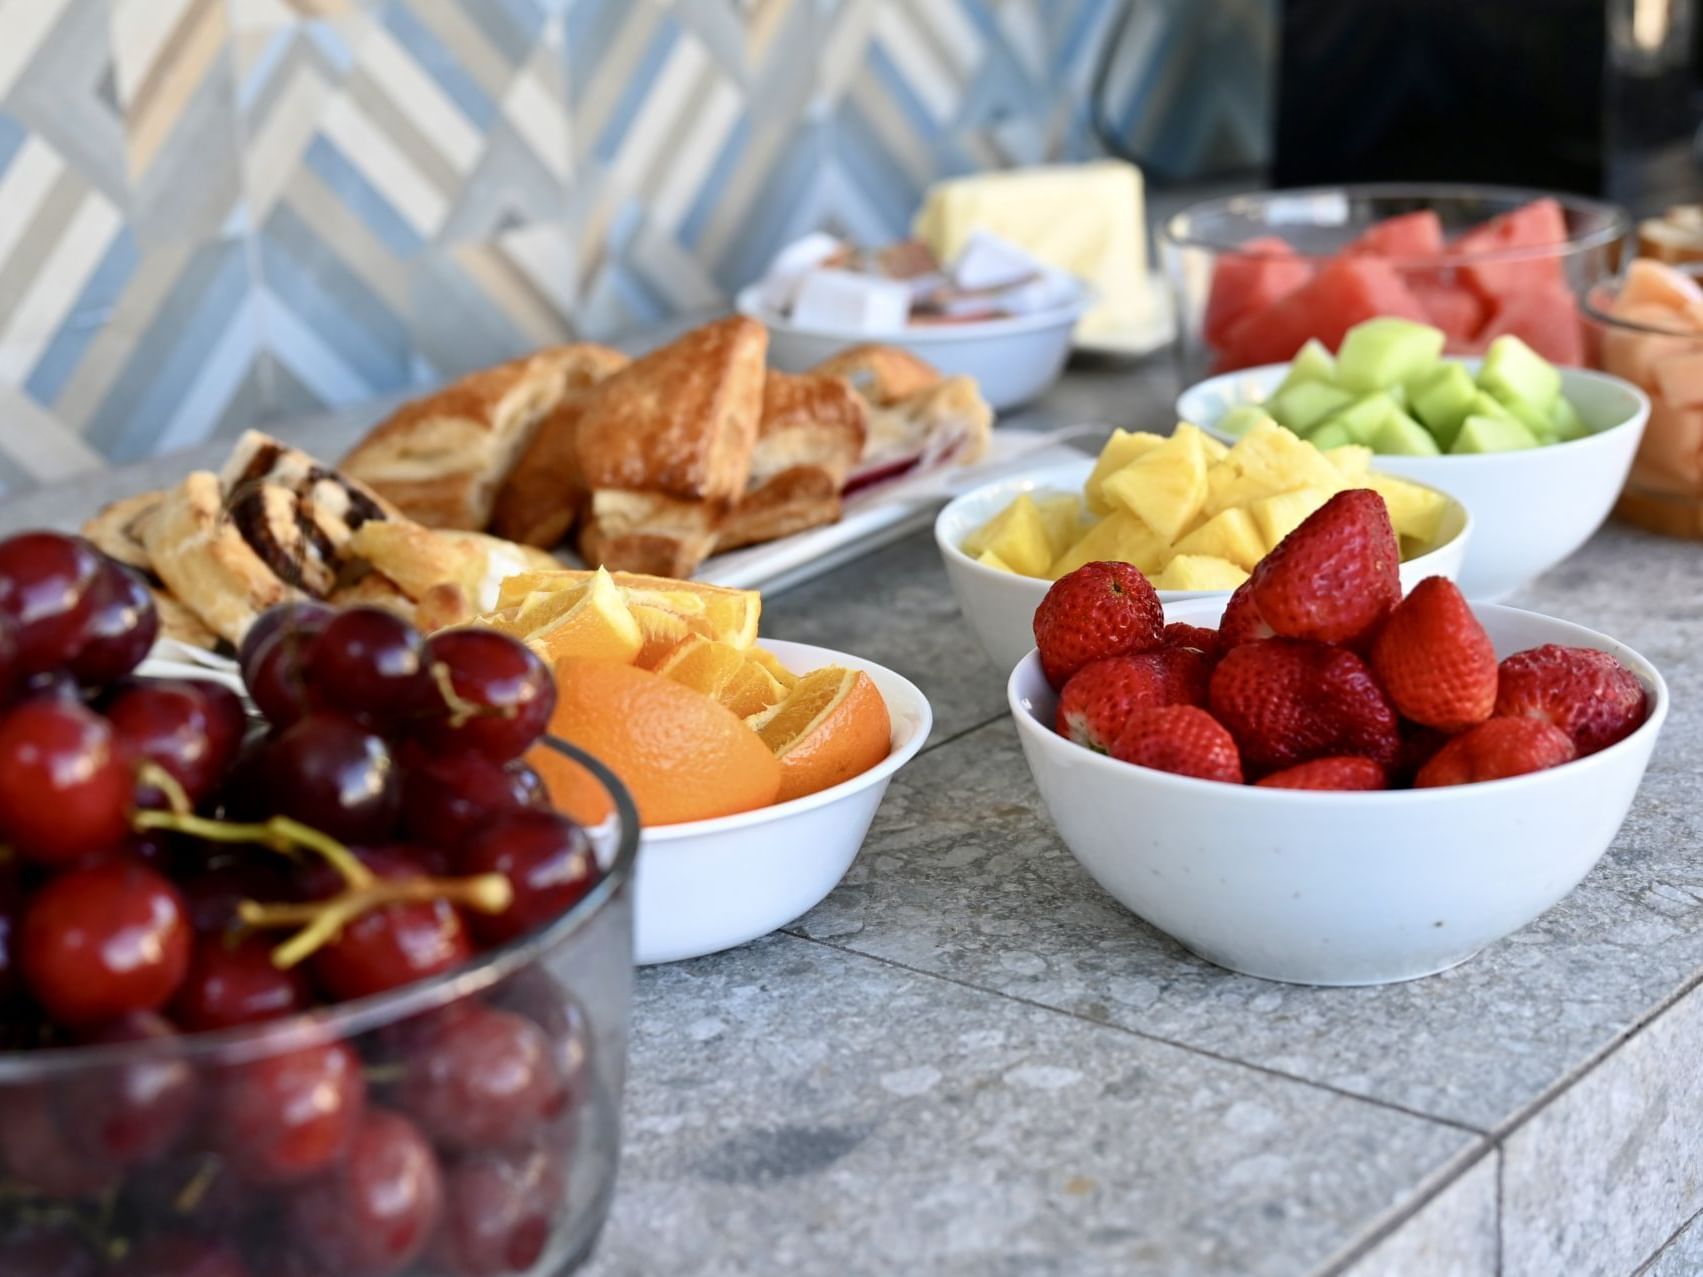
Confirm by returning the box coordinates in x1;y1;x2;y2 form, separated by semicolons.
1007;491;1668;985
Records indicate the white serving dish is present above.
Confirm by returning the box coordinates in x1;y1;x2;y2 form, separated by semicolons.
935;457;1471;675
1178;362;1649;602
634;639;931;965
735;283;1088;411
1008;597;1668;986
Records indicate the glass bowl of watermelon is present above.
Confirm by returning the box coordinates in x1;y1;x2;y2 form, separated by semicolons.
1161;183;1629;382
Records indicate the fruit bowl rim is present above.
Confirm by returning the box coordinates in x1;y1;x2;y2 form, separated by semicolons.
1159;181;1630;267
1007;600;1670;805
0;736;641;1077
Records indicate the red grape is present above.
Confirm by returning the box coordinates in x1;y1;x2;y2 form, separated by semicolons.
396;1003;564;1150
0;1084;115;1197
419;631;555;763
0;869;21;1000
310;848;472;1002
0;1224;98;1277
0;532;101;673
0;698;135;864
107;678;245;806
262;713;399;844
305;607;429;725
180;858;295;934
432;1144;566;1276
458;809;600;946
67;559;157;686
240;600;333;672
245;626;323;730
21;861;190;1025
492;972;594;1107
399;749;545;852
212;1039;365;1185
57;1011;195;1167
109;1235;252;1277
0;613;18;704
288;1108;443;1277
173;933;312;1030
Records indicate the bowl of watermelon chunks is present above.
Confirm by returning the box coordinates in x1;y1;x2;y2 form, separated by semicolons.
1162;183;1629;382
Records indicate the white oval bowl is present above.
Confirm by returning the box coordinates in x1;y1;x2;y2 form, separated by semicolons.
632;639;931;965
1007;598;1668;986
935;457;1471;675
735;285;1086;412
1177;362;1650;602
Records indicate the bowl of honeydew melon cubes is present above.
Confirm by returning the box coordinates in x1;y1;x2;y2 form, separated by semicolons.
1178;316;1650;600
934;421;1469;673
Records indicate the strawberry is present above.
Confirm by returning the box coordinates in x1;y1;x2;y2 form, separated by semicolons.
1208;638;1400;774
1392;723;1451;786
1494;645;1648;756
1369;577;1497;731
1032;562;1164;688
1163;622;1220;659
1415;717;1576;787
1255;757;1386;790
1110;705;1243;783
1055;649;1211;751
1225;489;1400;647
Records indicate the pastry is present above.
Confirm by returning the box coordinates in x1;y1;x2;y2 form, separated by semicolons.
810;344;943;406
573;316;767;577
489;392;593;548
82;490;163;574
347;522;557;615
848;374;993;491
717;370;867;551
342;343;627;530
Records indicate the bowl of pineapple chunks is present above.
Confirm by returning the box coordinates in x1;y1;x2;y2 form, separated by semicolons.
935;420;1470;674
1177;317;1650;601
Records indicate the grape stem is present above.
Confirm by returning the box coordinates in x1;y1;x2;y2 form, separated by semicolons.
429;659;518;727
135;761;192;816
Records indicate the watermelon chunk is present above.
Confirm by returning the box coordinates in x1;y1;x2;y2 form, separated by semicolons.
1475;284;1584;366
1345;210;1445;259
1216;257;1430;370
1451;198;1569;302
1410;280;1487;347
1204;236;1314;348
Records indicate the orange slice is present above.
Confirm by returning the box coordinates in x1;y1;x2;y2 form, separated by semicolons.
478;568;641;665
497;570;759;649
653;635;788;718
748;645;799;691
745;667;891;802
530;658;781;827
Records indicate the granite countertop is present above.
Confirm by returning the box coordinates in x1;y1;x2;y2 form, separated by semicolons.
5;353;1702;1276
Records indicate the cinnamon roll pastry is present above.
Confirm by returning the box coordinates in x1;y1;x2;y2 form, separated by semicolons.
81;490;163;574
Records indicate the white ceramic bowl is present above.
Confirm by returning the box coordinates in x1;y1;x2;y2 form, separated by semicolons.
1178;362;1650;602
633;639;931;965
935;458;1471;675
1008;597;1668;986
735;284;1087;411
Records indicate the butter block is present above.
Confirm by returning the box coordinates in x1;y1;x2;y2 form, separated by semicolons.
914;160;1152;340
792;269;911;333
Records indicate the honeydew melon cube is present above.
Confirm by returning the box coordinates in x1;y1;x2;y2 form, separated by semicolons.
1320;392;1401;445
1049;510;1171;578
1369;410;1442;456
1306;422;1358;451
1363;473;1448;545
1268;381;1356;435
1274;338;1338;393
1215;405;1273;441
1452;414;1541;454
1085;429;1166;514
1336;318;1447;393
1151;554;1250;591
1549;394;1590;441
1247;486;1334;549
1466;391;1515;422
1102;429;1210;541
1171;507;1267;571
1410;363;1478;449
1478;334;1562;411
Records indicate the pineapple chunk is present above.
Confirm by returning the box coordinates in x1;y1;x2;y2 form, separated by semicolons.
1102;429;1209;541
1152;555;1250;591
1171;508;1266;572
1049;510;1170;579
976;548;1016;573
1362;473;1448;546
1323;444;1375;479
1176;421;1229;464
1204;421;1344;518
1084;429;1166;514
964;493;1053;577
1034;492;1085;558
1246;486;1334;550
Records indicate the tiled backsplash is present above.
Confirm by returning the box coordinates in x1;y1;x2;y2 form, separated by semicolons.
0;0;1272;493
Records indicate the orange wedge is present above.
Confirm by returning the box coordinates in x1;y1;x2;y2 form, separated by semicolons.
530;658;781;827
497;570;759;649
478;568;641;665
748;645;799;691
653;635;788;718
745;667;891;802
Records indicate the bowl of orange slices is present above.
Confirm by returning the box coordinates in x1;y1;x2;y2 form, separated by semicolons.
471;569;932;964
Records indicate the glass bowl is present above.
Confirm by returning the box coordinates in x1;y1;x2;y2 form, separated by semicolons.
1584;260;1703;538
0;739;638;1277
1161;183;1630;383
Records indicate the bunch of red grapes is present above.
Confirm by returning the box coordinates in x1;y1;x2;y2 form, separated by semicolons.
0;531;612;1277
